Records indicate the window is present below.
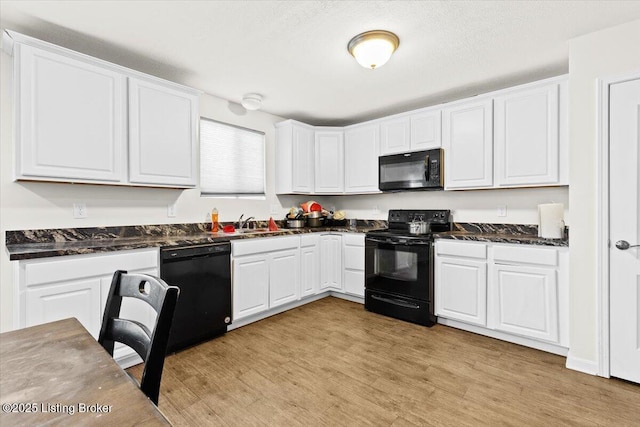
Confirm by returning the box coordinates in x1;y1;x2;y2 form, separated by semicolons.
200;118;265;197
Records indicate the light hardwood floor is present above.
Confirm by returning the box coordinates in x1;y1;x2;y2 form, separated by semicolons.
130;297;640;426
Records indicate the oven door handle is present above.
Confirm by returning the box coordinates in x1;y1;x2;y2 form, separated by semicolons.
371;294;421;309
366;237;427;246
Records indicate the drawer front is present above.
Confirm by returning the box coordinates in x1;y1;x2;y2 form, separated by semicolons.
436;240;487;259
300;234;320;247
232;235;299;256
493;245;558;267
22;248;158;287
342;233;365;246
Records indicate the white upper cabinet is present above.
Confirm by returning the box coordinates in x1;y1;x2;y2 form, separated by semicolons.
443;98;494;189
494;82;561;187
410;108;442;150
275;120;315;194
314;129;344;194
379;116;411;155
5;30;200;188
15;44;127;183
128;78;198;187
344;123;380;194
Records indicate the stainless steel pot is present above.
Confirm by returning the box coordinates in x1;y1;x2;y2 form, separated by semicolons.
286;219;306;228
307;216;326;227
409;220;429;235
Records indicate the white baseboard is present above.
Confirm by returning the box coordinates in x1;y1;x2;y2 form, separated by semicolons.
437;318;569;357
115;351;143;369
330;292;364;304
565;352;600;376
229;292;331;331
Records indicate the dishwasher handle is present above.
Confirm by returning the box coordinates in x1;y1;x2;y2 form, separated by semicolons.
161;243;231;261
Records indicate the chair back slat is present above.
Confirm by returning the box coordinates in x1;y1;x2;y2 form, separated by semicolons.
98;270;179;405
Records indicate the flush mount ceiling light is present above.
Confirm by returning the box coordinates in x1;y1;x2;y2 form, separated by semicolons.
347;30;400;70
241;93;262;111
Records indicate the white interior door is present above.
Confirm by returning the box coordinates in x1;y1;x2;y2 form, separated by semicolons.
609;77;640;384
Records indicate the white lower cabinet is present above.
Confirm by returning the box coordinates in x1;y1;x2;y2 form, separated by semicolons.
16;248;159;363
300;234;321;297
488;264;558;343
269;249;300;308
342;233;365;297
434;239;568;352
320;234;342;291
232;236;300;321
232;254;270;320
435;257;487;326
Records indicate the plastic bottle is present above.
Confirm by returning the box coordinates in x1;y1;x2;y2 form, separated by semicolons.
211;208;219;232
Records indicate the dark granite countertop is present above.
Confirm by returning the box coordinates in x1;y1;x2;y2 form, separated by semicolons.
5;220;386;261
433;223;569;247
6;220;569;261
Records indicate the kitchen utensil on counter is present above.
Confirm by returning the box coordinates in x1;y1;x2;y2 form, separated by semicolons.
304;210;325;219
301;201;321;213
222;224;235;233
268;217;279;231
285;218;306;228
333;210;346;220
307;216;326;227
409;219;429;235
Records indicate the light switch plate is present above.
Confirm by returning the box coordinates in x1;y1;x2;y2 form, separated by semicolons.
497;205;507;217
73;203;87;219
167;203;177;218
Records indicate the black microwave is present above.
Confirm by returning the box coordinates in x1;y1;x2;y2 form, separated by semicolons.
379;148;444;191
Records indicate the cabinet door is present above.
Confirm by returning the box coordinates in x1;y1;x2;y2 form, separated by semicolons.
489;264;558;343
435;256;487;326
16;44;126;182
269;249;300;308
380;116;411;155
232;255;269;320
300;243;320;298
410;109;441;150
494;84;559;186
314;131;344;193
320;235;343;291
292;125;315;193
25;279;102;337
342;234;364;297
128;78;198;187
442;99;493;189
344;124;380;193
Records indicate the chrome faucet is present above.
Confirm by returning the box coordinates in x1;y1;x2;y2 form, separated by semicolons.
237;214;255;230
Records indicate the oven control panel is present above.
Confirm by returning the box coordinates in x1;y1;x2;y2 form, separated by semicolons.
388;209;451;225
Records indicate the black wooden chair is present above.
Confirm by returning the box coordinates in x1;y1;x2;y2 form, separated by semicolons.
98;270;179;405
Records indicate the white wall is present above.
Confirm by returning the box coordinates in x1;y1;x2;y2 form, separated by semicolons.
326;187;569;225
0;44;294;331
567;19;640;369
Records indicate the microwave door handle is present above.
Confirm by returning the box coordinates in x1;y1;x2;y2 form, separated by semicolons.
424;154;430;182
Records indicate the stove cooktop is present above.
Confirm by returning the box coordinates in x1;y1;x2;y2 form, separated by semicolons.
367;209;452;242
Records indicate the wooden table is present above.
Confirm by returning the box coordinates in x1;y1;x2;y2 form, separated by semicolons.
0;318;170;426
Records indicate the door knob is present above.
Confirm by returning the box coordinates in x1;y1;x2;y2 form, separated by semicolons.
615;240;640;250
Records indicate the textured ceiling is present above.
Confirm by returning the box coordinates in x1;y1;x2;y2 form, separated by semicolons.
2;1;640;126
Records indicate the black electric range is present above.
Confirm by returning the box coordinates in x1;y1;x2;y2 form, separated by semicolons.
364;209;451;326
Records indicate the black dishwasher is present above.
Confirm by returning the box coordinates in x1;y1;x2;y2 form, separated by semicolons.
160;242;231;353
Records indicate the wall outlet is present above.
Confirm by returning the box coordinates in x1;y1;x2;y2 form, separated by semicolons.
497;205;507;217
73;203;87;219
270;204;280;215
167;203;177;218
372;205;380;214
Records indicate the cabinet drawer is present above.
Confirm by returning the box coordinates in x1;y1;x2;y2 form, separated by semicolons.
300;234;320;247
436;240;487;259
232;236;299;256
342;233;364;246
22;249;158;287
343;245;364;270
493;245;558;267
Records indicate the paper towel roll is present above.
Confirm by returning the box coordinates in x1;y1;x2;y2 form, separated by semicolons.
538;203;564;239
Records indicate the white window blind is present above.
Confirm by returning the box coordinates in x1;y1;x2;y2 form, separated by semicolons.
200;118;265;197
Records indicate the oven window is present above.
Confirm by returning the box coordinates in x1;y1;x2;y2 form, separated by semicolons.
374;247;418;281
